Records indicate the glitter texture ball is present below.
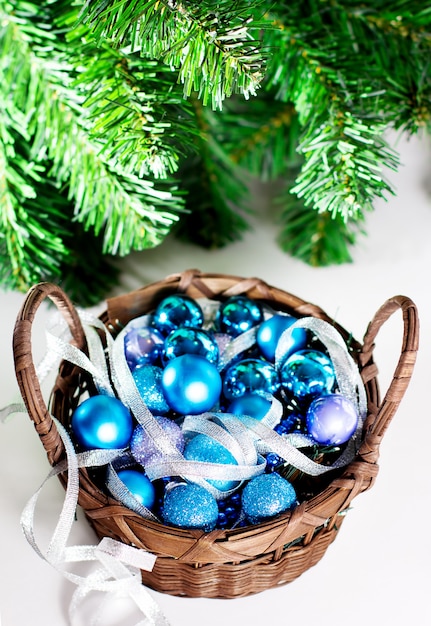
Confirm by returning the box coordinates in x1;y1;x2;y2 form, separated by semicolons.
124;326;164;370
241;473;297;524
130;417;185;465
280;349;335;400
152;294;204;336
161;354;222;415
256;314;307;362
116;469;156;509
223;358;280;400
132;364;170;414
306;393;359;445
183;433;239;492
217;296;264;337
227;392;272;421
162;327;219;366
162;483;219;531
71;395;133;450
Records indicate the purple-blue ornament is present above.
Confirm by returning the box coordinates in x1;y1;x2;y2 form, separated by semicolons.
116;469;156;509
162;327;219;366
124;325;164;371
223;358;280;400
306;393;359;445
132;364;170;414
256;314;307;362
162;483;219;531
130;417;185;466
152;294;204;336
280;349;335;400
227;392;272;421
71;395;133;450
161;354;222;415
241;473;297;524
217;296;263;337
183;433;238;492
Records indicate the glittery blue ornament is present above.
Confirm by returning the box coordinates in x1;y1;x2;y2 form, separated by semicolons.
161;354;222;415
124;325;164;370
152;294;204;336
223;358;280;400
306;393;359;445
217;296;263;337
116;469;156;509
256;314;307;362
162;327;219;366
280;349;335;400
227;392;272;421
71;395;133;450
130;416;185;465
133;364;170;414
162;483;219;531
241;473;297;524
183;433;238;492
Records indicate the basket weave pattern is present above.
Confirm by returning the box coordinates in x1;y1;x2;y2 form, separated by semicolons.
13;270;419;598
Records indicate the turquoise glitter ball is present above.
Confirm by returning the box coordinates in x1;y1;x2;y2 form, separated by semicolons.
183;433;239;492
162;483;219;531
241;473;297;524
132;364;170;414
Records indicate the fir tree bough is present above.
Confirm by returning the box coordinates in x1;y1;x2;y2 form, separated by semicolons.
1;1;430;303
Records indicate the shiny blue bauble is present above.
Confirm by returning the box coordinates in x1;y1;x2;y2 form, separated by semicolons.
223;358;280;400
162;483;219;531
217;296;263;337
71;395;133;450
241;473;297;524
280;349;335;400
227;392;272;421
124;326;164;371
161;354;222;415
132;364;170;414
306;393;359;445
117;469;156;509
183;433;238;492
256;314;307;362
152;294;204;336
130;417;185;465
162;327;219;366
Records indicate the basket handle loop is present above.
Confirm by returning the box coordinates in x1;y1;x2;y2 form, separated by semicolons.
13;283;86;464
360;295;419;442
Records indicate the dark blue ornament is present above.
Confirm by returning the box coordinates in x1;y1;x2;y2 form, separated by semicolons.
71;395;133;450
227;392;272;421
152;294;204;336
256;314;307;362
116;469;156;509
280;349;335;400
130;416;185;466
223;358;280;400
217;296;263;337
124;325;164;370
241;473;297;524
306;393;359;445
132;364;170;414
161;354;222;415
162;483;219;531
183;433;238;492
162;327;219;366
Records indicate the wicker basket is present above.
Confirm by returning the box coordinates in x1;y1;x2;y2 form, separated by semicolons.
13;269;419;599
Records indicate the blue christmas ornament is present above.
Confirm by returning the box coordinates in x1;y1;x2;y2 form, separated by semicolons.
223;358;280;400
162;483;219;531
217;296;263;337
227;392;272;421
124;325;164;370
130;416;185;465
162;327;219;366
280;349;335;400
306;393;359;445
132;364;170;414
152;294;203;336
183;433;239;492
71;395;133;450
256;314;307;362
116;469;156;509
241;473;297;524
161;354;222;415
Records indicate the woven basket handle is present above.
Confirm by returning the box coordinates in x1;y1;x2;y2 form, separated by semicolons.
360;295;419;443
13;283;86;464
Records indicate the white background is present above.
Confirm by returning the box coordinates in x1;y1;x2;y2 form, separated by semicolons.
1;131;430;625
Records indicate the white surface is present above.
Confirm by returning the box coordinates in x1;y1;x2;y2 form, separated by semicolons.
1;131;431;625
